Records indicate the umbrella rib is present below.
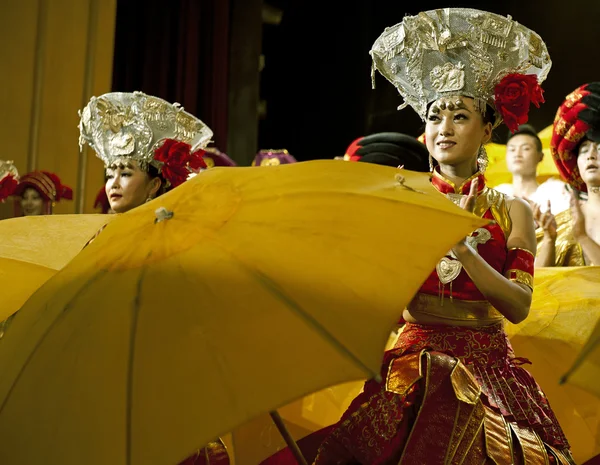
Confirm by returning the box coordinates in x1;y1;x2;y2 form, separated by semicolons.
248;266;380;381
561;329;600;384
126;264;148;465
0;269;107;416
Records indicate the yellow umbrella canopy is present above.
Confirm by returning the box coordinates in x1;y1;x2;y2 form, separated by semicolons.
0;214;114;321
485;125;561;188
232;381;364;464
505;266;600;463
561;267;600;399
0;160;486;465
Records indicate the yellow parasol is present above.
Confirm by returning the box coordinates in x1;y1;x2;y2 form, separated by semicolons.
561;267;600;399
485;125;561;188
0;214;114;321
232;381;364;464
505;266;600;463
0;160;486;465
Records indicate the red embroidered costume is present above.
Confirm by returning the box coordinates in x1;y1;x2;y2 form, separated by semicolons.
311;171;572;464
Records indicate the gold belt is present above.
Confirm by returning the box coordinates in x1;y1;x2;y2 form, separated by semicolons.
407;293;504;324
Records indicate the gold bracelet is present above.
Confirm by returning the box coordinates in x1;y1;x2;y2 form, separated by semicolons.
506;269;533;290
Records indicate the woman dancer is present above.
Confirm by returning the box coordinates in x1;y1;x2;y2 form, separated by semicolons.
266;8;573;464
14;171;72;216
79;91;230;465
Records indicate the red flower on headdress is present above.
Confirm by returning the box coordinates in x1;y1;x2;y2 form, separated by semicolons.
154;139;207;188
494;74;545;133
0;174;18;202
189;149;208;171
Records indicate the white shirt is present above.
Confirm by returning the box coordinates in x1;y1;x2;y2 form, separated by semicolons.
494;177;570;215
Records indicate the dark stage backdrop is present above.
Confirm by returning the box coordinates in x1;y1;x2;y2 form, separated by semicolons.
111;0;230;151
258;0;600;161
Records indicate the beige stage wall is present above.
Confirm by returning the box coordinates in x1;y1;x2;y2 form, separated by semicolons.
0;0;117;218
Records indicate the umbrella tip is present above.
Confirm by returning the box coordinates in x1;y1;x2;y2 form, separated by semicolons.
155;207;174;223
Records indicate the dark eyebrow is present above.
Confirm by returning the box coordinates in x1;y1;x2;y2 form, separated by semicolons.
107;162;135;170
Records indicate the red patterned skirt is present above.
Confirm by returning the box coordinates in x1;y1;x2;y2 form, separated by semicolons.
311;322;570;465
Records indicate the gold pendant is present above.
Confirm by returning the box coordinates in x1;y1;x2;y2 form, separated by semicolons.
436;256;463;284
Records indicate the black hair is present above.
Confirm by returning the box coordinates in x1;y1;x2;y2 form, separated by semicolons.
482;105;495;126
147;164;168;196
506;124;543;152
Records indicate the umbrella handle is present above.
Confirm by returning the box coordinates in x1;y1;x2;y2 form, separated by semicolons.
269;410;309;465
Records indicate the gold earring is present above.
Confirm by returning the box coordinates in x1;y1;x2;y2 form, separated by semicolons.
477;146;488;173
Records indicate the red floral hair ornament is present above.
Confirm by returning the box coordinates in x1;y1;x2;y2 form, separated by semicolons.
153;139;208;188
0;174;18;202
494;74;545;133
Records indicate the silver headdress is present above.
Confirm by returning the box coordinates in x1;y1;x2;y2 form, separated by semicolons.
370;8;551;127
0;160;18;182
78;91;213;169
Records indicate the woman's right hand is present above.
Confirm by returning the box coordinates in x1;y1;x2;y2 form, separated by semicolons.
532;200;557;242
451;179;478;258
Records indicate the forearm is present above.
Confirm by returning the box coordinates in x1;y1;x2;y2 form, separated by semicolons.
535;238;556;267
577;235;600;265
454;244;531;323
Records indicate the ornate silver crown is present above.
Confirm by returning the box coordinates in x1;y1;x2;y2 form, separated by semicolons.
78;91;213;168
370;8;551;123
0;160;18;181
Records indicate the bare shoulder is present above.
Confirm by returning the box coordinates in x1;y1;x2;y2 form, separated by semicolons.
506;196;533;215
505;196;535;250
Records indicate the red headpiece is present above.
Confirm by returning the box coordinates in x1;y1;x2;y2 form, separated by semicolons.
15;171;73;202
551;83;600;192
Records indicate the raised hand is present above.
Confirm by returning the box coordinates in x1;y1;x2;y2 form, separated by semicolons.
569;189;587;240
459;178;478;213
532;200;557;241
452;179;479;256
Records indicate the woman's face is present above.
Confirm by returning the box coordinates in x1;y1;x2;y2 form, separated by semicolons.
425;97;492;169
506;134;542;176
105;160;160;213
21;187;44;216
577;139;600;187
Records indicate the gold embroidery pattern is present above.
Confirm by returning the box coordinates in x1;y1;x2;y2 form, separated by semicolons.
478;187;512;239
507;269;534;290
313;389;411;463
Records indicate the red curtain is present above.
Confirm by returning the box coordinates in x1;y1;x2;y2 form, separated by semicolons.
111;0;230;150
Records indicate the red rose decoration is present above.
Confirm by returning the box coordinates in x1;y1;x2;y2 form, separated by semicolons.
189;149;208;171
494;74;545;133
154;139;195;188
0;174;18;202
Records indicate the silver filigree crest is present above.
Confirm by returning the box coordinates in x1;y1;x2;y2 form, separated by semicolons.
370;8;551;124
78;91;213;169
